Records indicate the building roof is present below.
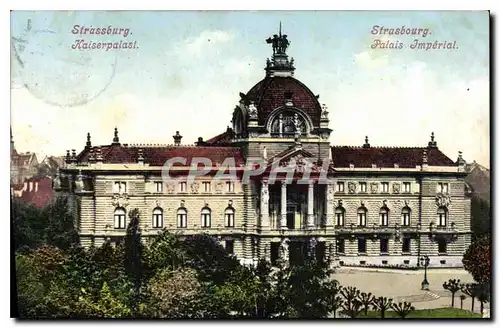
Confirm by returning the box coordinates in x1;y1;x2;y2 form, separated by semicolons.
15;176;54;208
76;144;245;166
244;76;322;126
331;146;456;168
205;128;234;146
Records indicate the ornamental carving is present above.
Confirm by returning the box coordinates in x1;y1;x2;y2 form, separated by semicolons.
435;194;451;208
261;182;269;206
393;183;401;194
370;182;379;193
191;182;200;193
327;184;334;201
248;102;258;119
215;181;224;193
348;182;357;194
112;193;129;208
75;172;84;192
167;182;176;194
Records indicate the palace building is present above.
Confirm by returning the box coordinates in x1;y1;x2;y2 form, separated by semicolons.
56;31;472;268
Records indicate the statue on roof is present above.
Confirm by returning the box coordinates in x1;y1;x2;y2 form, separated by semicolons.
266;23;291;55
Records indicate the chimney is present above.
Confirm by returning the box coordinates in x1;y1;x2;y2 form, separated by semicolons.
456;150;466;166
70;149;77;163
363;136;370;148
196;137;206;147
88;148;96;163
65;150;71;163
173;131;183;146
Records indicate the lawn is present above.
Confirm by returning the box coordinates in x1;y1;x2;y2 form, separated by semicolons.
359;308;482;319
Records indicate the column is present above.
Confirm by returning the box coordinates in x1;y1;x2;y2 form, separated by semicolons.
280;180;287;229
307;181;315;228
325;178;335;227
260;180;269;229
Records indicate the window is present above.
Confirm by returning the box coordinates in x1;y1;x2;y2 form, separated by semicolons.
401;207;411;226
201;207;211;228
152;207;163;228
438;239;447;254
113;181;127;194
381;182;389;193
359;182;367;193
113;207;126;229
154;181;163;193
380;238;389;254
357;207;367;226
379;207;389;226
437;182;449;193
225;240;234;254
225;207;235;227
403;182;411;193
437;207;447;227
335;207;345;226
226;181;235;192
402;237;411;253
337;182;345;192
358;238;367;253
179;181;187;192
177;208;187;228
203;181;211;192
337;238;345;254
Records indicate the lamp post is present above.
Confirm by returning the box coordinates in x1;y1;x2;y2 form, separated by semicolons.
420;255;430;290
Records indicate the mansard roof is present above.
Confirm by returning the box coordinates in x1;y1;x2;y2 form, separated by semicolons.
76;144;245;166
331;146;455;168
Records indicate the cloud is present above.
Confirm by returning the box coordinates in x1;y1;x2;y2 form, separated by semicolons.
180;29;236;56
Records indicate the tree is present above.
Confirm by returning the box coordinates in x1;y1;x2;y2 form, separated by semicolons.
462;235;491;284
372;296;393;319
75;282;131;318
340;286;363;318
41;197;80;250
143;230;186;276
124;209;143;313
391;302;415;318
141;268;206;318
442;279;461;307
460;283;477;312
359;292;375;315
182;234;240;285
460;294;466;310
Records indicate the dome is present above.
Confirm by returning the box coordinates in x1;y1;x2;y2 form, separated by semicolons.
245;76;322;127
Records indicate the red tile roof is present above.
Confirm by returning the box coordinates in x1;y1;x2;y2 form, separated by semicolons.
76;144;245;166
245;76;322;126
16;176;54;208
331;146;455;168
205;129;234;146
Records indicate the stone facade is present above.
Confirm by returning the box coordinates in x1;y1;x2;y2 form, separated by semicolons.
56;31;472;268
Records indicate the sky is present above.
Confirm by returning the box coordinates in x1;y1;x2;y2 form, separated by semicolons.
10;11;489;167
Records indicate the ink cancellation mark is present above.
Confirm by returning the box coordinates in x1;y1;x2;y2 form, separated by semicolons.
11;19;117;108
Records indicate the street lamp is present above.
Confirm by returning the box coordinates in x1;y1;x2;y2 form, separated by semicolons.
420;255;430;290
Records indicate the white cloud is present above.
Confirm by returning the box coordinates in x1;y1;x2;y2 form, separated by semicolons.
180;29;236;56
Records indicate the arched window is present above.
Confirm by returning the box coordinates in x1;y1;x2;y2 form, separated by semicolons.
177;208;187;228
201;207;211;228
152;207;163;229
401;207;411;226
114;207;126;229
225;207;235;227
437;207;447;227
335;206;345;226
379;207;389;226
357;207;367;227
